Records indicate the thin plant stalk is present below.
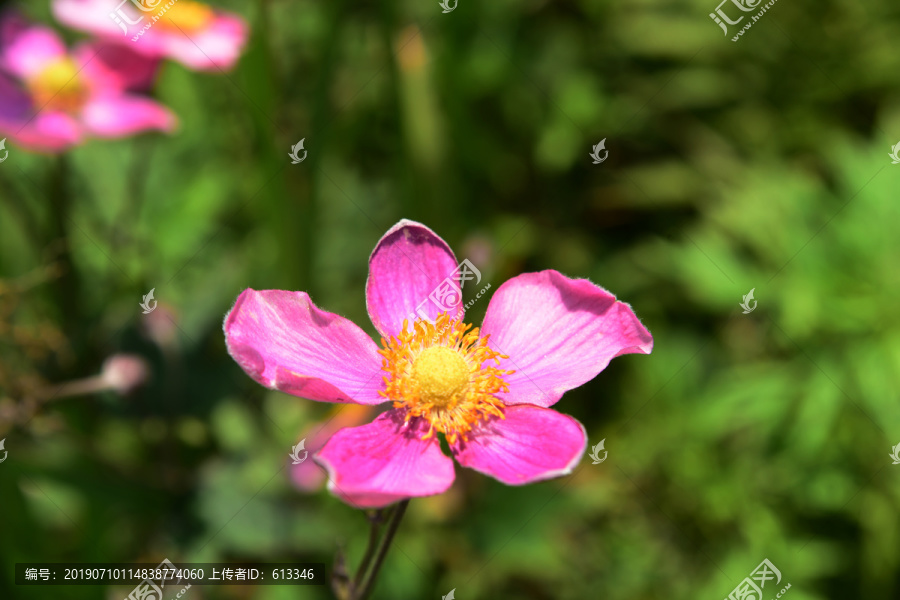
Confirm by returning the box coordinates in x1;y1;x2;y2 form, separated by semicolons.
353;500;410;600
352;507;390;590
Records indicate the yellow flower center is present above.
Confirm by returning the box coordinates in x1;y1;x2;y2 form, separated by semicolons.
155;1;215;33
26;58;89;114
412;347;469;409
379;313;514;444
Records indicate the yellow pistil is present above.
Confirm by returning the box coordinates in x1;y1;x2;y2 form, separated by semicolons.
25;58;89;114
378;313;514;444
155;1;214;33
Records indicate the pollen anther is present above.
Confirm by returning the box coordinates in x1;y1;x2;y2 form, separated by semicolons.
378;313;514;444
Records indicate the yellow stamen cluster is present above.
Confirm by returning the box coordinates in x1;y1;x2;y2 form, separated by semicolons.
378;313;514;444
26;58;89;113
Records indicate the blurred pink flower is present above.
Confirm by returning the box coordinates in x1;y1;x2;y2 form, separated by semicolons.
53;0;248;72
224;220;653;508
0;13;175;152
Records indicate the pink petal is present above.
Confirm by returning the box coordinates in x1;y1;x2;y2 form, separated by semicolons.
481;270;653;407
0;14;68;79
451;404;587;485
77;42;161;92
150;13;248;71
366;219;462;338
52;0;129;39
81;94;176;137
224;289;386;405
290;404;377;491
0;107;84;152
315;410;455;508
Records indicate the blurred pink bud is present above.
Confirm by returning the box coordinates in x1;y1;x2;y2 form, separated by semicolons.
101;353;150;395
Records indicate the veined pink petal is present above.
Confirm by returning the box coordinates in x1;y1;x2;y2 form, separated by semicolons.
224;289;386;405
366;219;462;338
0;14;68;79
481;270;653;407
290;404;377;491
451;404;587;485
81;94;176;137
315;410;455;508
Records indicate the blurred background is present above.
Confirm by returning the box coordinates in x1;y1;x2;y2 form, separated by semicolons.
2;0;900;598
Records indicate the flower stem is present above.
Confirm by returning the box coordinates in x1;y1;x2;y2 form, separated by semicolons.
352;508;388;590
353;500;409;600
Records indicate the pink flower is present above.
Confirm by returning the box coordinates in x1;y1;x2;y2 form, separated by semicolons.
224;220;653;508
53;0;248;72
0;13;175;152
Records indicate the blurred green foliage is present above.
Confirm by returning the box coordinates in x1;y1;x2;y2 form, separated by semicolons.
2;0;900;598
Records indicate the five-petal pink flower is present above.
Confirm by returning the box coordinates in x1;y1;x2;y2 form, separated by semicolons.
53;0;248;72
0;12;175;152
224;220;653;508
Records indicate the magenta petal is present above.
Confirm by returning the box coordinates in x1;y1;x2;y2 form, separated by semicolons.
290;404;376;491
366;219;462;338
224;289;385;405
481;270;653;407
1;110;84;152
81;95;176;137
315;410;455;508
0;15;67;79
452;404;587;485
77;42;161;92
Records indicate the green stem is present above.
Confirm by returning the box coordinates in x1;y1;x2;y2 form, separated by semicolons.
353;500;409;600
49;156;79;332
352;508;388;590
